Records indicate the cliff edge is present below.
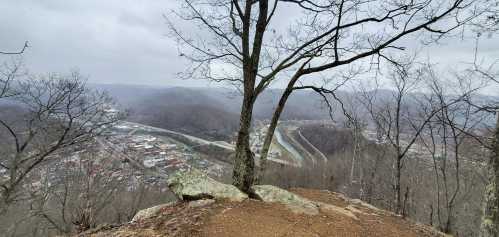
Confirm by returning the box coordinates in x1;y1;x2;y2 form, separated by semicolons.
76;169;448;237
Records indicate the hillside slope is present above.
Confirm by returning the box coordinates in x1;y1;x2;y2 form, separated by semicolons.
79;188;447;237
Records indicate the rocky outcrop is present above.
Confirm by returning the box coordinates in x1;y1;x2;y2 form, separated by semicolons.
188;199;215;208
80;187;449;237
132;199;215;223
251;185;319;215
251;185;358;219
167;168;248;202
132;169;245;223
317;202;358;220
132;202;175;222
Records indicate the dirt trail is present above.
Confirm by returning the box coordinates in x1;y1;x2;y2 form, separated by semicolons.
80;188;447;237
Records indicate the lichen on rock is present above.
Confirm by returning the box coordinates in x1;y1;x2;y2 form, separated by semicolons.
167;168;248;202
188;199;216;208
132;202;175;222
251;185;319;215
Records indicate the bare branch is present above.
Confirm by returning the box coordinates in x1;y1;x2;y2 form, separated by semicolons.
0;42;28;55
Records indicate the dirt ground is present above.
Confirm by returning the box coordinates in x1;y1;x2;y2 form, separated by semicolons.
80;188;447;237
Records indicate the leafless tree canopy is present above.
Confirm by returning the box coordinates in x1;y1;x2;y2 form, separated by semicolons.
0;42;28;55
169;0;498;192
170;0;495;85
0;63;121;210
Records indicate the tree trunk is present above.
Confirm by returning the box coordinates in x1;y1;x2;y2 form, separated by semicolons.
255;69;306;183
232;91;256;193
257;89;293;183
481;113;499;237
394;156;402;215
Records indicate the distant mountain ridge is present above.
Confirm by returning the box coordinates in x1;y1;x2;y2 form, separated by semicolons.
92;83;497;141
93;84;335;140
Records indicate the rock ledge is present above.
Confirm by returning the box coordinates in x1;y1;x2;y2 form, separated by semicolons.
167;168;248;202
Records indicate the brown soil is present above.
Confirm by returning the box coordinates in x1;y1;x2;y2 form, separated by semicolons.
79;189;447;237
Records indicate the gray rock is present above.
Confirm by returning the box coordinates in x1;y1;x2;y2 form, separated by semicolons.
167;168;248;202
317;202;358;220
251;185;319;215
188;199;216;208
132;202;175;222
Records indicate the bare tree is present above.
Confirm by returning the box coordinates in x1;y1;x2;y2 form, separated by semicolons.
482;112;499;237
31;152;126;234
418;68;486;233
468;54;499;237
358;62;424;214
1;145;175;236
0;58;25;99
0;42;28;55
0;69;121;211
340;93;368;197
169;0;495;192
357;60;478;215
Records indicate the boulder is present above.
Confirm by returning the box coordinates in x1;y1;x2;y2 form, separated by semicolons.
251;185;359;219
132;202;175;222
317;202;358;220
188;199;216;208
250;185;319;215
167;168;248;202
349;198;387;214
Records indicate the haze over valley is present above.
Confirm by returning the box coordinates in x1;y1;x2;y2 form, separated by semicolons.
1;0;499;236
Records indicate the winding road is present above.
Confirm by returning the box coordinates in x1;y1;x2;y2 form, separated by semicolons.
273;126;305;166
116;121;296;167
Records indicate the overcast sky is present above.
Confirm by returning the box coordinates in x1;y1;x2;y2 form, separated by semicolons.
1;0;498;92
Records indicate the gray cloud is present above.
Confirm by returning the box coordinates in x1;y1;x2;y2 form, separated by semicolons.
0;0;497;93
0;0;199;87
